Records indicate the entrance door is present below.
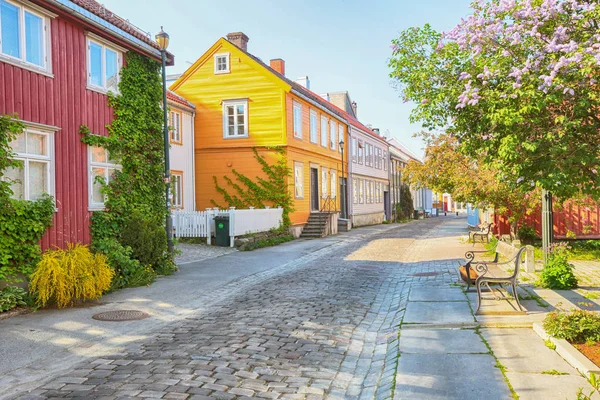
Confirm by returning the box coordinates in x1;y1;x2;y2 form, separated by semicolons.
310;168;319;211
384;191;390;221
339;177;347;218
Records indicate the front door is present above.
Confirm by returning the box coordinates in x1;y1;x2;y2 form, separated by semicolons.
384;191;390;221
310;168;319;211
339;177;347;218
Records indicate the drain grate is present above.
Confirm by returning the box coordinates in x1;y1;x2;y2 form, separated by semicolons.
92;310;150;322
410;272;440;277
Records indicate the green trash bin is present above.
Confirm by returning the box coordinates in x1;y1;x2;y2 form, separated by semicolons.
413;210;419;220
214;215;230;247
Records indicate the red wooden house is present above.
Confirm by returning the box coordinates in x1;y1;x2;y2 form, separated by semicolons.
0;0;174;249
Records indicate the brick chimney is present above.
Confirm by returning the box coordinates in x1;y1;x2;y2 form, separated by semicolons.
270;59;285;75
351;101;357;117
226;32;249;51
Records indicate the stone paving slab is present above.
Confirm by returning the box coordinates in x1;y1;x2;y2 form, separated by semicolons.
409;288;467;302
399;329;488;354
395;353;511;400
505;372;598;400
403;302;474;325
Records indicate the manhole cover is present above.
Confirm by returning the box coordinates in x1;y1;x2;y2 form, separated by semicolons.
92;310;150;322
410;272;440;277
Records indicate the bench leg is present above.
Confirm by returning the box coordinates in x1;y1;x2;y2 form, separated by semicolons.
512;282;523;311
476;280;483;314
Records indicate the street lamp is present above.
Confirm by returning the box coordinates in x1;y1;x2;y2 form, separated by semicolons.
155;27;174;254
339;139;346;219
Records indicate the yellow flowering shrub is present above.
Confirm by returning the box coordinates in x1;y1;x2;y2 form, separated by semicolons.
29;243;114;308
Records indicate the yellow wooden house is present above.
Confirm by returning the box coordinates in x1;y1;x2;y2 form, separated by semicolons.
170;32;349;237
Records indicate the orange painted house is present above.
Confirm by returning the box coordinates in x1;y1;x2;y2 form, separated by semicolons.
170;32;349;236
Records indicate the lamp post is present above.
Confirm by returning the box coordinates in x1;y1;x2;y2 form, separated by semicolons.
155;27;173;254
339;139;346;219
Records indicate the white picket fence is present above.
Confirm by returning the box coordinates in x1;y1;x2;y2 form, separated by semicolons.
172;207;283;247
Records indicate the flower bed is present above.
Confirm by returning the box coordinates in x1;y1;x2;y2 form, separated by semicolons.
575;343;600;369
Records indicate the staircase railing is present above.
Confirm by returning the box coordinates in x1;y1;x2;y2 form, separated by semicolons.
320;195;337;213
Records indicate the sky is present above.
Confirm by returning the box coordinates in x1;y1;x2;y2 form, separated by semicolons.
101;0;474;157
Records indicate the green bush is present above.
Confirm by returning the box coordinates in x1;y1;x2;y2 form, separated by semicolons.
91;238;155;289
540;243;578;290
543;310;600;343
240;234;294;251
518;224;537;243
119;212;176;276
0;286;27;312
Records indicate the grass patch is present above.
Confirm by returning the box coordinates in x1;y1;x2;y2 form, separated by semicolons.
520;288;548;308
583;292;600;300
544;339;556;350
541;369;568;375
239;234;294;251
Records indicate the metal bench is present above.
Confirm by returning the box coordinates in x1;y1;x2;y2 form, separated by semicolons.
469;222;493;244
471;247;526;314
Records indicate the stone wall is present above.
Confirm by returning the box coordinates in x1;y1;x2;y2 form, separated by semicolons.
352;212;384;228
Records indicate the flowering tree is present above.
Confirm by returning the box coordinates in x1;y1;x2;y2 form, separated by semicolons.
390;0;600;200
404;131;539;236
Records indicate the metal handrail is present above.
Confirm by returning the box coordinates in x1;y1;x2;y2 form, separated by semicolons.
320;195;338;213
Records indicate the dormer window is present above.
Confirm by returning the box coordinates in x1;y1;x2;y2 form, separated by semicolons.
214;53;230;74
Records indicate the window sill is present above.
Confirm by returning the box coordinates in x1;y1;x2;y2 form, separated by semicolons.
0;55;53;78
88;206;106;212
214;70;231;75
170;140;183;146
86;85;119;96
223;135;249;139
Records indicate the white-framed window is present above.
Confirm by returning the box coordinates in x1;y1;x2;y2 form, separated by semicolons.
223;99;248;138
0;0;51;72
351;138;357;162
171;171;183;209
353;178;358;204
293;101;302;139
169;109;182;144
367;144;373;167
331;170;337;198
5;127;54;200
88;145;120;210
320;116;328;147
309;109;318;144
338;124;344;152
376;182;381;203
378;148;383;169
358;140;363;164
214;52;230;74
383;151;388;171
86;35;122;94
329;120;336;150
359;179;364;204
321;167;328;198
294;161;303;199
370;181;374;203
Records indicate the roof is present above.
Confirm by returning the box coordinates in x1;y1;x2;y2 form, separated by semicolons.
167;91;195;110
223;38;347;121
65;0;174;63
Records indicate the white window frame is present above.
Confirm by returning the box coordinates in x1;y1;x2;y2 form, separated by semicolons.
169;109;182;144
331;170;337;198
338;124;343;153
293;101;302;139
309;109;318;144
88;145;120;210
170;171;183;209
351;137;357;162
0;0;53;75
329;120;336;150
320;116;328;147
321;167;328;198
383;151;388;171
6;126;55;201
214;52;230;74
359;179;364;204
86;34;124;94
222;99;249;138
294;161;304;199
353;178;358;204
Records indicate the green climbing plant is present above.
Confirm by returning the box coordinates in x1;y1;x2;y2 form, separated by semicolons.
80;52;175;277
211;147;293;226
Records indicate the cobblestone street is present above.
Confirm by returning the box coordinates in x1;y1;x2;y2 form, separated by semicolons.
7;217;592;399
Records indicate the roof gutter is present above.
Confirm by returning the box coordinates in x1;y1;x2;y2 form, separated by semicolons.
291;88;347;124
43;0;174;65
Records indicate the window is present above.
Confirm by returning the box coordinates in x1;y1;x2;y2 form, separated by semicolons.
331;170;337;198
367;144;373;167
0;0;50;71
353;178;358;204
87;36;122;93
320;116;328;147
358;140;363;164
359;179;364;204
383;151;388;171
294;162;304;199
88;146;119;209
223;99;248;138
214;53;230;74
309;110;318;143
351;138;357;162
378;148;383;169
321;168;328;197
169;110;182;144
376;147;381;169
293;102;302;138
329;120;336;150
171;171;183;208
376;182;381;203
338;124;344;152
370;181;374;203
5;128;54;200
365;143;370;166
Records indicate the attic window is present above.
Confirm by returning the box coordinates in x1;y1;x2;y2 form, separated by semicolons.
214;53;230;74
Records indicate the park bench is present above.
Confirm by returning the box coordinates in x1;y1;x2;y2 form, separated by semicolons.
469;222;493;244
460;247;526;314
